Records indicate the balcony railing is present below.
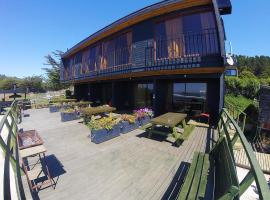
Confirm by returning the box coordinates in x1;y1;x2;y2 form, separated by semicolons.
218;109;270;199
145;28;220;68
0;101;26;200
61;29;221;82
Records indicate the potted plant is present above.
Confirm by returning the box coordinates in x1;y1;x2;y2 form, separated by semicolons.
120;114;139;134
60;108;78;122
134;108;153;126
88;115;121;144
49;103;62;113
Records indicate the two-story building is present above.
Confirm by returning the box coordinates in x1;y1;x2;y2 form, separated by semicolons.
60;0;232;124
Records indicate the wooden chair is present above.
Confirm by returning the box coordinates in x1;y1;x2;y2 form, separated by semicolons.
23;155;55;192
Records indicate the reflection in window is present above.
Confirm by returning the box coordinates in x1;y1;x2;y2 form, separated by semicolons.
155;11;218;59
225;69;237;76
173;83;207;116
186;83;207;99
134;83;153;109
173;83;206;99
102;32;132;69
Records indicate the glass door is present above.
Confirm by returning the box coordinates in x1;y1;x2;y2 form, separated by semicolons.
134;83;153;109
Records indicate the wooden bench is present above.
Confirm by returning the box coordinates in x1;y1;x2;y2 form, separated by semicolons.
178;136;239;200
178;152;210;200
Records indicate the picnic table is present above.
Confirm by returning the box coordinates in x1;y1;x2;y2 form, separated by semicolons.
150;112;187;128
148;112;188;146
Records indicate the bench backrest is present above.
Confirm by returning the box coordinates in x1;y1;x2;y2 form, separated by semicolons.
210;136;239;199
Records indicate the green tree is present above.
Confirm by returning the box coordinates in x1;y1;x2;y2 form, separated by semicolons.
19;76;45;92
0;77;21;90
43;50;69;91
239;70;256;79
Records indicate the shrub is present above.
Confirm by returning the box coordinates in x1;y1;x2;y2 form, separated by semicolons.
87;115;119;131
225;77;260;99
134;108;153;119
121;114;136;124
65;90;72;99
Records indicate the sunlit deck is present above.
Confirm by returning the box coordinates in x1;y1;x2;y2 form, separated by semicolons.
19;109;216;200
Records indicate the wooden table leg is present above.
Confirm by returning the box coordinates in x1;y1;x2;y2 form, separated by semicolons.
148;126;153;138
182;119;187;129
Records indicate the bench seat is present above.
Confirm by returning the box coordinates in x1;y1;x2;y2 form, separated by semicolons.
178;152;210;200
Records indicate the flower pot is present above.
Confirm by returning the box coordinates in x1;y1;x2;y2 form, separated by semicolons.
61;112;78;122
90;124;121;144
49;105;61;113
121;120;139;134
139;116;150;126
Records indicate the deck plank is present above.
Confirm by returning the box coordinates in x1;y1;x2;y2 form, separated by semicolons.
234;149;270;174
19;109;212;200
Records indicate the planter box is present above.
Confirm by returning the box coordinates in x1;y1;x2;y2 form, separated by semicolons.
49;105;61;113
121;120;139;134
139;116;151;126
91;125;121;144
61;112;78;122
62;104;69;110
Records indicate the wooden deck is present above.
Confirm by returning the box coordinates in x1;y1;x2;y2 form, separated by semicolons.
19;109;216;200
234;149;270;175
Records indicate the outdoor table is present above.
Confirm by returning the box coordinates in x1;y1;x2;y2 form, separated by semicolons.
17;130;44;150
17;130;52;191
148;112;187;145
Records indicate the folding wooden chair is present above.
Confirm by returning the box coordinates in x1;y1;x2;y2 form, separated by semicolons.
23;155;55;192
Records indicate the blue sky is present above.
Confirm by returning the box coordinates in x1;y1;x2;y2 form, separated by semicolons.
0;0;269;78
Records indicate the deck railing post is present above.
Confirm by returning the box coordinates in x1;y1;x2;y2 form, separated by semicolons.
239;170;255;196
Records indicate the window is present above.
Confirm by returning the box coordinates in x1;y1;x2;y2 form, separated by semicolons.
101;32;132;69
186;83;207;99
155;11;218;59
70;31;132;75
173;83;206;99
89;45;102;71
173;83;207;115
225;69;237;76
134;83;153;108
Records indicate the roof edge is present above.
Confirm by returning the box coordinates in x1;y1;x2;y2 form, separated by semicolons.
62;0;212;59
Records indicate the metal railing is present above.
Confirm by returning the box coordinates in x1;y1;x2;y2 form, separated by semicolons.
145;28;220;67
0;101;25;200
218;108;270;200
61;29;222;82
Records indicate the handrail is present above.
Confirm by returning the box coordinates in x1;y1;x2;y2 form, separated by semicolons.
0;101;26;200
219;108;270;200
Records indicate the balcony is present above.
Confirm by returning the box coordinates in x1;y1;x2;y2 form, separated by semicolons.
61;29;223;83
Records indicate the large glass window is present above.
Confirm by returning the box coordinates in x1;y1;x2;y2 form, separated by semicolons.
101;32;132;69
173;83;207;116
89;45;102;71
155;11;218;59
69;31;132;76
134;83;153;109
